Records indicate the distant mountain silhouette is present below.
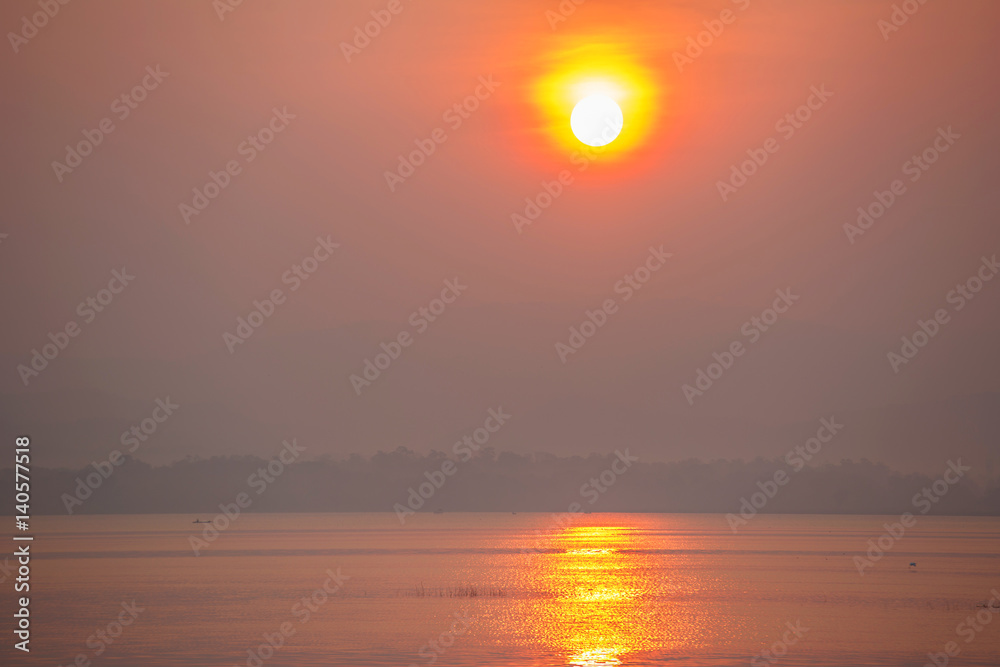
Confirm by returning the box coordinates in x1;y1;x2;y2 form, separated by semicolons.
7;450;998;516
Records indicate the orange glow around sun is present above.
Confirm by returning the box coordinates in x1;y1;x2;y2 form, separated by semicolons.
533;41;661;161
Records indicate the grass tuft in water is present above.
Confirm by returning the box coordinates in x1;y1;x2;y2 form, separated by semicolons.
405;583;507;598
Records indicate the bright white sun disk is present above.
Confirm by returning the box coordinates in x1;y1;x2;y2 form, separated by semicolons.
570;94;623;147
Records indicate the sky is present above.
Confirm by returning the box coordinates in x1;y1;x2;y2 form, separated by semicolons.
1;0;999;477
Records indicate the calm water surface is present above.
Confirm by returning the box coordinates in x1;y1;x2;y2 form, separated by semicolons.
3;513;999;666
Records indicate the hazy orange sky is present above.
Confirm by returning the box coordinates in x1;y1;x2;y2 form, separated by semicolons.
2;0;999;474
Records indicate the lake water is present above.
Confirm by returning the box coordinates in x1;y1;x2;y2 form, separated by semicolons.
3;513;999;666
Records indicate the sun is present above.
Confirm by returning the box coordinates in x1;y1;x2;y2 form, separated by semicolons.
571;94;623;147
532;43;659;159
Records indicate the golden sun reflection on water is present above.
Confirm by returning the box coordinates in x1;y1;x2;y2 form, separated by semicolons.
516;518;755;666
528;524;671;666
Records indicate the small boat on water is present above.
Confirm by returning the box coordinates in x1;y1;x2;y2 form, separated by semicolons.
192;519;211;524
